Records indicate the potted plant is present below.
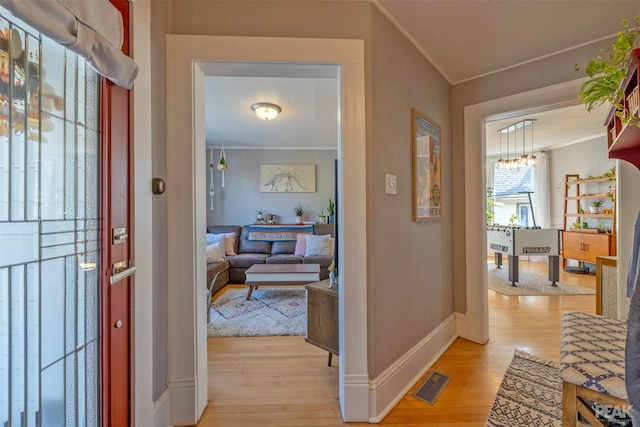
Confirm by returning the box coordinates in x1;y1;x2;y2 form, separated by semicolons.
590;199;605;213
327;198;335;224
318;208;327;224
255;209;265;221
577;13;640;128
293;201;306;224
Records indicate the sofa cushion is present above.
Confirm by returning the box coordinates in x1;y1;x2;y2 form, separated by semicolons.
206;232;228;256
238;226;272;254
207;225;241;254
294;233;306;256
206;243;224;263
305;234;332;256
207;259;230;281
228;253;270;268
266;254;303;264
271;241;296;255
303;255;333;268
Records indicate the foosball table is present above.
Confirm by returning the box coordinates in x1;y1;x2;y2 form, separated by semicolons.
487;226;561;287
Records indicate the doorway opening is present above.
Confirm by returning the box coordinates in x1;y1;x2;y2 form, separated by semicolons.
165;35;368;423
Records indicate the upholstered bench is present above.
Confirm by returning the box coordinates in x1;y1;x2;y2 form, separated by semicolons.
559;311;629;426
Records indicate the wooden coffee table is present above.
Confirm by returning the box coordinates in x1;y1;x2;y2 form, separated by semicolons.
244;263;320;300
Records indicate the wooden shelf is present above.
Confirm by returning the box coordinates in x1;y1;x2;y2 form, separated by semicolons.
566;194;609;200
606;48;640;170
562;173;616;266
565;213;614;219
567;177;615;185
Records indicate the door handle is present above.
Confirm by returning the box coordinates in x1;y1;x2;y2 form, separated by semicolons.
110;264;136;285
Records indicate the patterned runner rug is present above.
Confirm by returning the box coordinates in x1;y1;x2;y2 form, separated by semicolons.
208;288;306;337
488;264;595;296
486;350;561;427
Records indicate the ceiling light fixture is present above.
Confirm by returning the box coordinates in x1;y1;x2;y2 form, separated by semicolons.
251;102;281;120
497;119;537;170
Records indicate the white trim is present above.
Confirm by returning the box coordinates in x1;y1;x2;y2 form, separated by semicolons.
153;389;171;427
131;1;154;426
166;35;369;423
168;377;198;424
368;314;458;423
463;78;590;345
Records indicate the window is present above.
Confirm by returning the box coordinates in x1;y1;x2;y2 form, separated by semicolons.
0;13;100;427
490;160;532;226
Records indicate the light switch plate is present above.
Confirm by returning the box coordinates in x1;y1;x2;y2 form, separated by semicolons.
385;173;397;195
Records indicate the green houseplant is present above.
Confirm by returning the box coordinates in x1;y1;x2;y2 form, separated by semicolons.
577;13;640;127
318;208;327;224
589;199;605;213
293;201;306;224
327;198;335;224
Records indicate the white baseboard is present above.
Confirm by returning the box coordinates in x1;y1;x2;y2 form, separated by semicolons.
368;313;458;423
342;373;371;422
457;311;488;344
169;377;198;426
153;389;171;427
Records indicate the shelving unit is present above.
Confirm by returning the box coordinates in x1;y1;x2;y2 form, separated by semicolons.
562;174;616;266
606;48;640;169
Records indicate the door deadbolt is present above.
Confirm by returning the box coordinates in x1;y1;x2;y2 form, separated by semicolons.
114;320;123;328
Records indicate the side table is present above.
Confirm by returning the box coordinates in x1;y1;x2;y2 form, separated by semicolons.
305;279;338;366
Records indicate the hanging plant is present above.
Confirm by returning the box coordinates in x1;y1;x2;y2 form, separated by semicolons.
217;141;228;187
217;153;227;170
576;13;640;127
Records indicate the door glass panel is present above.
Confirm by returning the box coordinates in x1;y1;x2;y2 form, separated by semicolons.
0;11;100;427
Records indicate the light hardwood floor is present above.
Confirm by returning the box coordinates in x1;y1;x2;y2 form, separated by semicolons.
199;260;596;426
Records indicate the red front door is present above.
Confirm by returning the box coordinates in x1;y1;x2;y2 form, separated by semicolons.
101;1;132;425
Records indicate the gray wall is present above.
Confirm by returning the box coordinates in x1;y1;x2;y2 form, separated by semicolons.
548;137;615;230
368;7;453;377
206;149;337;226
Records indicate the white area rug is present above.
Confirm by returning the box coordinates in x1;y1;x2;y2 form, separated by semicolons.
488;264;595;296
208;288;306;337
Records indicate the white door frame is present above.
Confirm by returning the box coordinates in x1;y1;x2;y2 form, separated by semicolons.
462;78;595;343
165;35;369;424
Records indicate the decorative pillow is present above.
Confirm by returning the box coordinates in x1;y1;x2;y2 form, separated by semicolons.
206;243;224;263
206;233;227;257
294;233;306;256
305;234;331;256
224;232;237;256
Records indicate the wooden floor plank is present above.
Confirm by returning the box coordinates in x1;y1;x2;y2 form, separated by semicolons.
199;259;596;426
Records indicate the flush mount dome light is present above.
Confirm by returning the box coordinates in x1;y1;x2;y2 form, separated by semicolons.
251;102;281;120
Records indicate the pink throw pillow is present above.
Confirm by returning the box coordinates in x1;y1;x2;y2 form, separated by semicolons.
294;233;306;256
224;232;237;256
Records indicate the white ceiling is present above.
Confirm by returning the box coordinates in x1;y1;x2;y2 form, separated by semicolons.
205;1;639;153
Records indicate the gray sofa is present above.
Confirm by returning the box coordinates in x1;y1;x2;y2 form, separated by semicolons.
206;224;335;296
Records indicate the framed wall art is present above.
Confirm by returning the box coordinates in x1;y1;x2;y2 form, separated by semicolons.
260;164;316;193
412;109;442;220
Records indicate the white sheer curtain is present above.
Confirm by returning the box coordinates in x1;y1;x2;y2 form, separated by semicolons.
532;151;550;228
0;0;138;88
530;151;551;262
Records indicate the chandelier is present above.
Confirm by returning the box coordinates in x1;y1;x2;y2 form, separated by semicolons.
495;119;537;170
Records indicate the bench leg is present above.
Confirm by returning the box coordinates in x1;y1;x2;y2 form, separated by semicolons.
563;382;577;427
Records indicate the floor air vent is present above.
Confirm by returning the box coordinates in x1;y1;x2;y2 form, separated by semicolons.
413;371;451;405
